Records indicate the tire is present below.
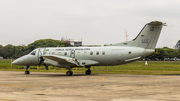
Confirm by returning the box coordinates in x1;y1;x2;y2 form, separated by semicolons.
85;70;91;75
66;71;73;76
25;71;30;74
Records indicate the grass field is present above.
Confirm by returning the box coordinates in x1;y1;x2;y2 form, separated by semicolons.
1;59;180;75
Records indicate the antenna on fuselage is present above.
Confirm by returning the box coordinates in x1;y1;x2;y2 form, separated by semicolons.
124;29;129;41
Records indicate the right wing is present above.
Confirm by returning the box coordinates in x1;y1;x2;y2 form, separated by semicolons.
42;55;81;66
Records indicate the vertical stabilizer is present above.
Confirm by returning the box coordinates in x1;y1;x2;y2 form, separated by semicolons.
111;21;165;49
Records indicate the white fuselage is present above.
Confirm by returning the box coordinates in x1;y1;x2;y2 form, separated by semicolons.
12;46;154;67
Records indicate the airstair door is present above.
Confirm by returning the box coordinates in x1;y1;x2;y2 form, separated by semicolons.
38;48;46;63
38;48;46;57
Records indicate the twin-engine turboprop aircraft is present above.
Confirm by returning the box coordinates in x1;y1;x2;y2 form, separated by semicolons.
12;21;165;76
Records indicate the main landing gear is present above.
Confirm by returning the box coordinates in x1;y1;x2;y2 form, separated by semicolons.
85;69;91;75
66;71;73;76
65;66;92;76
85;66;91;75
66;66;73;76
24;66;30;74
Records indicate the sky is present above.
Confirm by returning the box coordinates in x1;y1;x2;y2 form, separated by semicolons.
0;0;180;48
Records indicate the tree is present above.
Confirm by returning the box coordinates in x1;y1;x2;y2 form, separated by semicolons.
146;47;180;60
0;39;72;59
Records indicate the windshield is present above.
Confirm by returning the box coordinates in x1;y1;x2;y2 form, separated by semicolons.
30;51;36;55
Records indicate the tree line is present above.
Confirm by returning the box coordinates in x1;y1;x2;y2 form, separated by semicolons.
146;47;180;60
0;39;72;59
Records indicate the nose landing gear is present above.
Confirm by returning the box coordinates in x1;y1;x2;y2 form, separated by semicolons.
25;71;30;74
24;66;30;74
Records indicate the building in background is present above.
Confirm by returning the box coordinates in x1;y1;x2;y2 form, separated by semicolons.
19;44;26;46
61;37;82;47
174;40;180;50
61;37;102;47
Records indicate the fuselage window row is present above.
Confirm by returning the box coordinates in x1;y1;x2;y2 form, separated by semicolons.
45;51;105;56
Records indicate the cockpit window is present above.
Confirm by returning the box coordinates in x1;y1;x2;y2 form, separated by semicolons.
30;51;36;55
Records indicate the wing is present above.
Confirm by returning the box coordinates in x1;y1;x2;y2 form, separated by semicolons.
42;55;80;67
41;55;99;67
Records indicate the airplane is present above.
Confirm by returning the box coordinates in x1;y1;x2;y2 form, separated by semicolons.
12;21;166;76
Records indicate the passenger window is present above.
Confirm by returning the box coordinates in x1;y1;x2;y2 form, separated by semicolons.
45;52;48;55
96;51;99;55
52;52;55;55
58;52;61;55
102;51;105;55
64;52;67;55
90;52;93;55
84;52;87;55
30;51;36;55
77;52;80;55
49;52;51;55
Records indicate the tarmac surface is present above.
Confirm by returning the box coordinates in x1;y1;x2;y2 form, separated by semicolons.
0;71;180;101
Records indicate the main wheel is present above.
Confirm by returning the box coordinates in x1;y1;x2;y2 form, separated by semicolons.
25;71;30;74
66;71;73;76
85;70;91;75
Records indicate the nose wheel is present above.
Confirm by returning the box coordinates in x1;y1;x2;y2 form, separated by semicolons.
25;71;30;74
24;66;30;75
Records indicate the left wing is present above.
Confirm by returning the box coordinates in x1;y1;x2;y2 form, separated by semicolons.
42;55;99;67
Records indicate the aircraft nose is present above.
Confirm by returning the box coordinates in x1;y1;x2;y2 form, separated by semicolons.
12;59;20;65
12;57;24;65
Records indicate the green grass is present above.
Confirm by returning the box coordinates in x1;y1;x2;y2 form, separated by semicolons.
1;59;180;75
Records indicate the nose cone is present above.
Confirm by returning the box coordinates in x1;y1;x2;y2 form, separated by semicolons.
12;59;20;65
12;56;25;65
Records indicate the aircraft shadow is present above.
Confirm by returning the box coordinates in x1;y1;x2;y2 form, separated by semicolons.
161;74;180;76
17;73;99;77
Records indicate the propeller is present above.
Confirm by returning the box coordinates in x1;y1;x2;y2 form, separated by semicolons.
38;56;49;70
38;56;44;66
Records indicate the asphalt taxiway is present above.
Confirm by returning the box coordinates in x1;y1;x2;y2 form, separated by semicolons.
0;71;180;101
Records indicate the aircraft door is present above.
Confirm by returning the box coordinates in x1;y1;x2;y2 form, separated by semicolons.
38;48;46;57
37;48;46;63
70;50;75;58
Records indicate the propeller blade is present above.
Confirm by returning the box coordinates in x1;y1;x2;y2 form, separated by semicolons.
39;56;48;70
38;57;44;66
45;66;49;70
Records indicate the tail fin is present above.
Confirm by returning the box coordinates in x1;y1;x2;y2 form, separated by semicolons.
112;21;165;49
